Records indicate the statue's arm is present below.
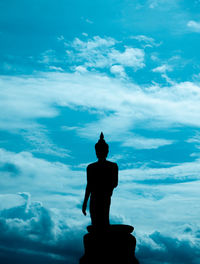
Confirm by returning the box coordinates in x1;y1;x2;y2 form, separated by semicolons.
82;166;91;216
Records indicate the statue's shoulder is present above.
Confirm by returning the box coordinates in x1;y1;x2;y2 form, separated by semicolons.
87;162;98;170
106;160;118;168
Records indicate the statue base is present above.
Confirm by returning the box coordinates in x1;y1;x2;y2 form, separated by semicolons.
80;224;139;264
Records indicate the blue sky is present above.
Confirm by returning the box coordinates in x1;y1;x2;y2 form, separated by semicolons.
1;0;200;263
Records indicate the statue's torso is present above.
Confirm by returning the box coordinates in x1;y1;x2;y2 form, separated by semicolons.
87;160;118;197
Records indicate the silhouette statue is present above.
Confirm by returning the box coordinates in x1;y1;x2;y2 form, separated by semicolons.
80;133;139;264
82;132;118;228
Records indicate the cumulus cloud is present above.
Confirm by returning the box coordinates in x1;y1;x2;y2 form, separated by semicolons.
137;230;200;264
0;193;85;264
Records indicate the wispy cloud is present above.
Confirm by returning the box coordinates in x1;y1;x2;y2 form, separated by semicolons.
1;71;200;150
187;20;200;33
131;35;161;48
122;135;173;149
152;64;173;73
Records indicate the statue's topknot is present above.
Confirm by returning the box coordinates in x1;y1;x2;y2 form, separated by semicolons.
99;132;105;142
95;132;109;157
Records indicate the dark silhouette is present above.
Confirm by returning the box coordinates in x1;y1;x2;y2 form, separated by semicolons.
82;132;118;227
80;133;139;263
80;225;139;264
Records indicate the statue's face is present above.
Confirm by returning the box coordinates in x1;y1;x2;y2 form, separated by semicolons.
95;149;108;159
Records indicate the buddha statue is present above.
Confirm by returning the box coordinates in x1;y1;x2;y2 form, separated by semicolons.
82;132;118;228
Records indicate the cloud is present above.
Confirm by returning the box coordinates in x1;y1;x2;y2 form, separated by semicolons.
186;131;200;157
0;162;20;176
0;191;200;264
122;135;173;149
110;65;126;78
71;36;116;52
0;148;84;198
69;36;145;71
49;66;64;72
152;64;172;73
21;128;69;157
75;65;88;73
109;47;145;69
131;35;161;48
38;50;59;65
0;149;200;264
147;0;177;9
119;158;200;183
1;71;200;150
137;230;200;264
187;20;200;33
85;18;93;24
187;131;200;145
131;35;155;44
0;193;85;264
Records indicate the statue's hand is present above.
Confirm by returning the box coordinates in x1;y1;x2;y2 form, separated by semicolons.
82;203;87;216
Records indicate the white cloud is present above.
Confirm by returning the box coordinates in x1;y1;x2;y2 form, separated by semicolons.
122;135;173;149
0;193;25;210
0;192;85;264
152;64;172;73
148;0;175;9
131;35;161;48
109;47;145;69
110;65;126;78
85;18;93;24
72;36;116;51
119;158;200;183
49;66;64;72
131;35;155;44
1;71;200;149
187;20;200;33
22;128;69;157
75;65;88;73
187;131;200;144
57;35;64;41
82;32;88;37
38;50;59;65
0;148;83;197
69;36;145;71
136;230;200;264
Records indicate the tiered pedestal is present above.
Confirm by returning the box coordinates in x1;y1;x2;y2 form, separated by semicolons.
80;225;139;264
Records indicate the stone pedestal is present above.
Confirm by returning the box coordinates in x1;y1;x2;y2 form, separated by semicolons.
80;225;139;264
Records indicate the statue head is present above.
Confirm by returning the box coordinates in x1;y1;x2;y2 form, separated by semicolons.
95;132;109;160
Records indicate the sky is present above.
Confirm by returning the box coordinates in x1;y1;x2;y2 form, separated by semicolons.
0;0;200;263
